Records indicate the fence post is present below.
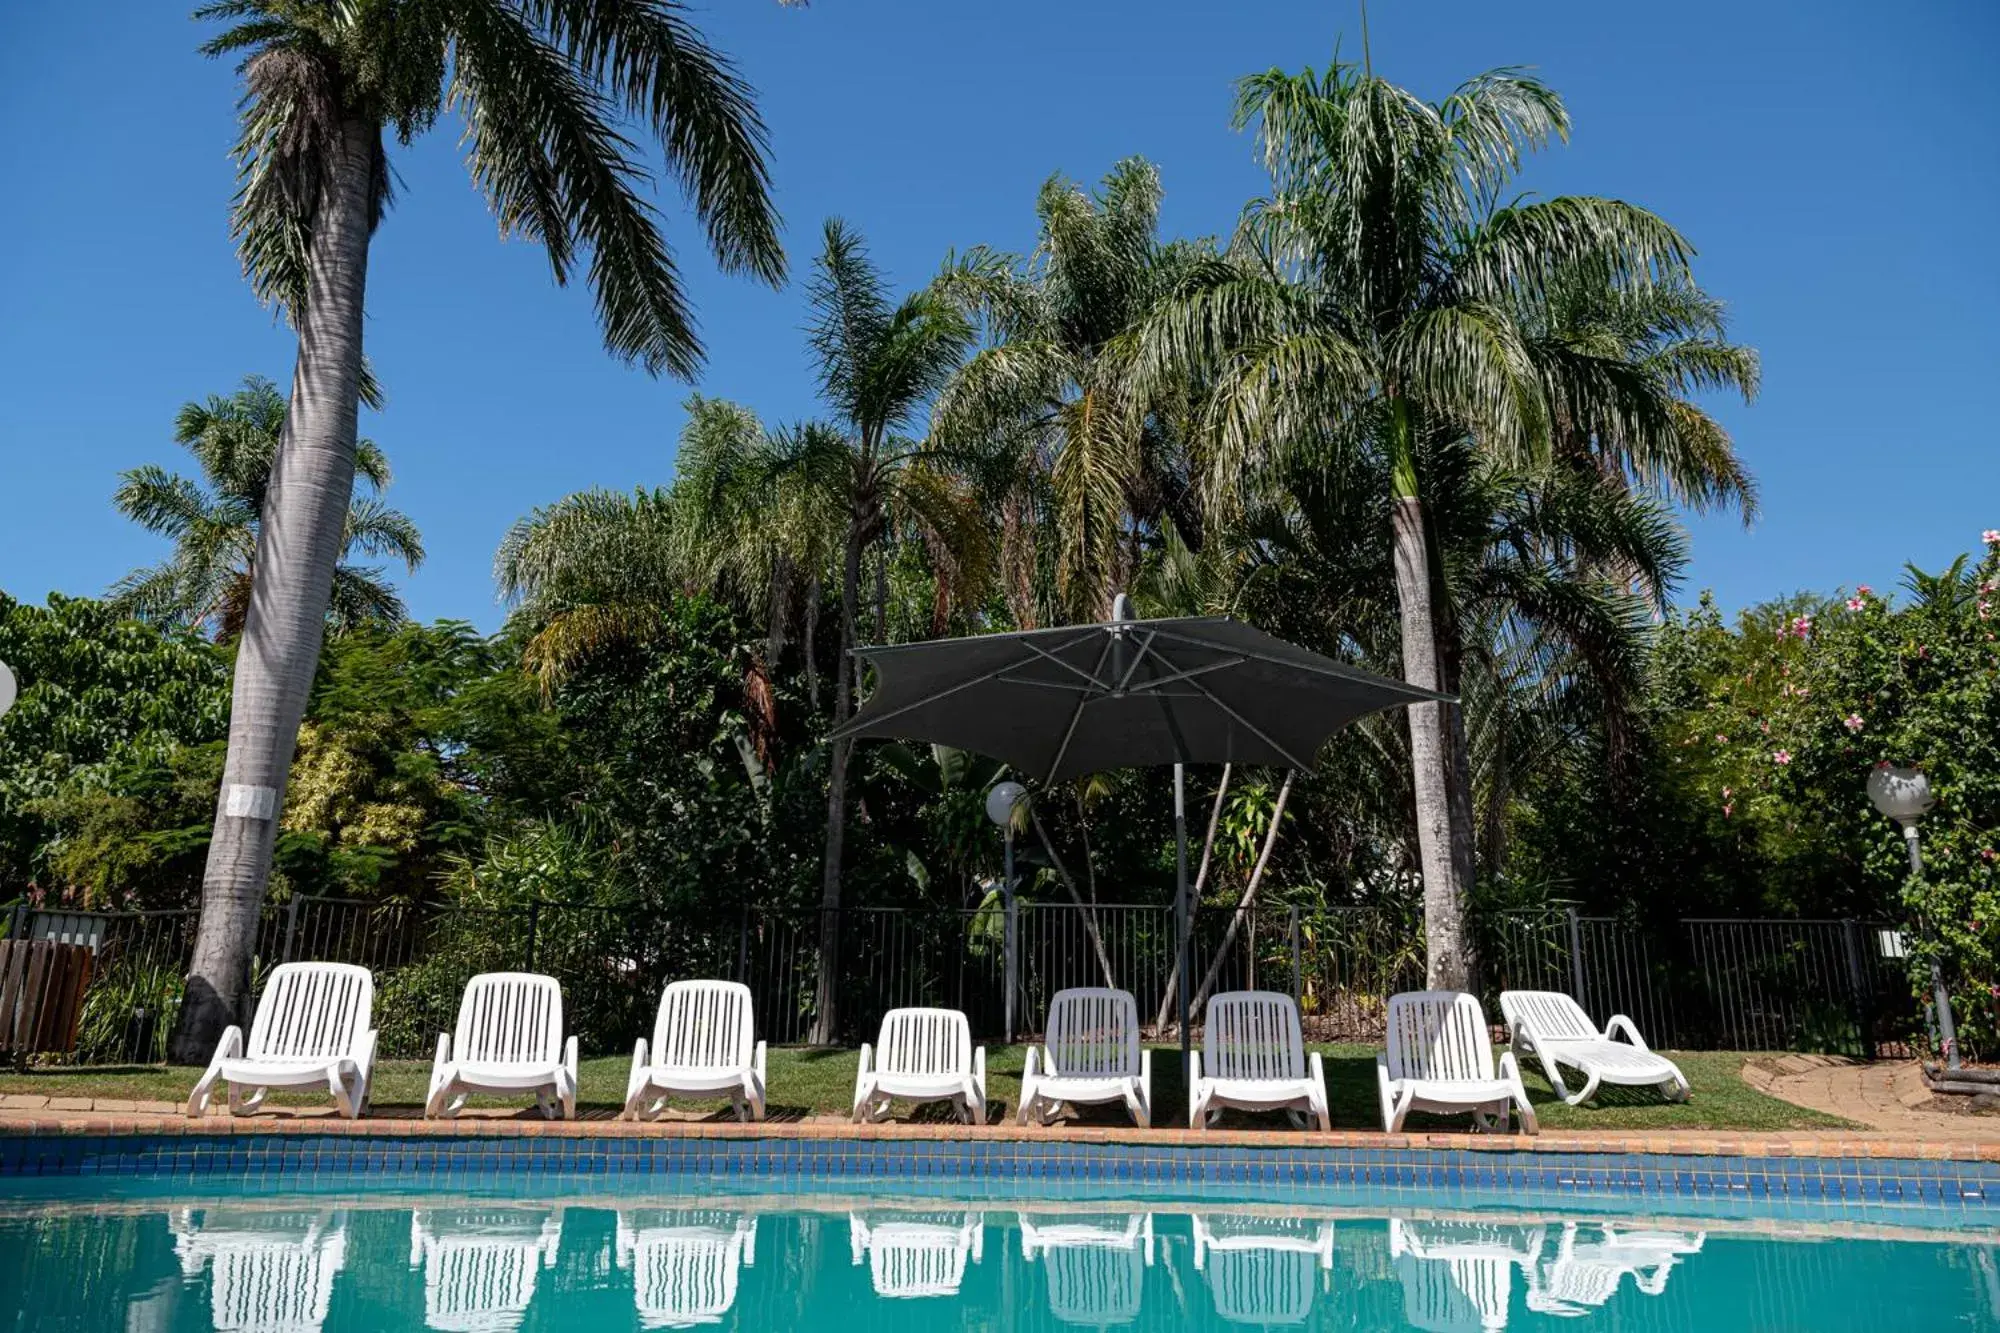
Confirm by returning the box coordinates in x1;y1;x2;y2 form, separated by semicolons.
6;903;26;941
524;900;541;974
1288;907;1302;1003
1841;918;1875;1060
1566;908;1586;1005
736;906;750;983
281;894;302;963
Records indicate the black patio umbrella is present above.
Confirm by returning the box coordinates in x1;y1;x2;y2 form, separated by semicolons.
831;596;1448;1055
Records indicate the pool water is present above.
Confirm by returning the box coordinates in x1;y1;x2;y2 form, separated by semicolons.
2;1200;1995;1331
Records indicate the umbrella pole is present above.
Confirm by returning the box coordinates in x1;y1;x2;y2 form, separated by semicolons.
1176;763;1191;1070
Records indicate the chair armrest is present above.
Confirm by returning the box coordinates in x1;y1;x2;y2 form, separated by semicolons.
353;1029;379;1074
854;1042;874;1108
1498;1049;1526;1085
972;1045;987;1089
753;1040;768;1081
431;1032;452;1071
563;1034;579;1077
1022;1046;1040;1081
1604;1014;1649;1050
1309;1050;1326;1086
1139;1048;1152;1091
1187;1050;1202;1086
186;1025;244;1118
1509;1016;1537;1057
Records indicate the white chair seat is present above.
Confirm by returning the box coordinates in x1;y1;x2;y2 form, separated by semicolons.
188;962;378;1120
1188;991;1328;1130
1019;988;1151;1128
1500;991;1690;1107
1379;991;1537;1134
854;1008;986;1124
427;973;577;1120
625;981;767;1123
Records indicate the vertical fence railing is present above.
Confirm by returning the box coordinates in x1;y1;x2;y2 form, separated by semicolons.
2;894;1940;1063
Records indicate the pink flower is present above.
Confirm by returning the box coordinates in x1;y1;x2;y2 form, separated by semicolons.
1722;802;1735;818
1983;529;2000;547
1715;733;1729;743
1858;584;1873;595
1772;749;1792;765
1979;600;1992;620
1722;786;1733;798
1846;597;1866;612
1844;714;1864;732
1791;615;1813;638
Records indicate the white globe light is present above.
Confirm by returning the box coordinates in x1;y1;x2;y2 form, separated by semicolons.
0;661;15;720
985;781;1027;828
1867;764;1933;825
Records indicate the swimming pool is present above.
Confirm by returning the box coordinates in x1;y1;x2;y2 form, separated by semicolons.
4;1132;1997;1329
3;1198;1995;1330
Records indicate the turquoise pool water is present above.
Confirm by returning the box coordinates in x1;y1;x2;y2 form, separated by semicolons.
3;1199;1995;1331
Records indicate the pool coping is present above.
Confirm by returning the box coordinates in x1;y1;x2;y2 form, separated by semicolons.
3;1110;1996;1163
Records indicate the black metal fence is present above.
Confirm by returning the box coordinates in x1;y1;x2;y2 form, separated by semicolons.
1;896;1928;1065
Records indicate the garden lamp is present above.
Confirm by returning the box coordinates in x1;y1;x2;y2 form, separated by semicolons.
0;660;14;720
986;780;1027;1043
1868;764;1960;1069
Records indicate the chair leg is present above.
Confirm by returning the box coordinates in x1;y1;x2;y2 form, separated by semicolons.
1566;1068;1601;1108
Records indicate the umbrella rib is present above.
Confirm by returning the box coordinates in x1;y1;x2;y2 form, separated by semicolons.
1146;627;1451;698
1125;656;1248;694
1019;637;1117;690
829;654;1039;739
1043;632;1117;781
1179;672;1319;770
1112;630;1157;693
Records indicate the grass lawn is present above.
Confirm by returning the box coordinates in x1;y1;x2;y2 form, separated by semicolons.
0;1044;1852;1132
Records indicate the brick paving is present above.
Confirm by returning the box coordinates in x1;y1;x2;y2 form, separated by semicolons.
1744;1054;2000;1141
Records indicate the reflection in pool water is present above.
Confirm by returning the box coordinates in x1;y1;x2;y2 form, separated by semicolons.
4;1202;1996;1331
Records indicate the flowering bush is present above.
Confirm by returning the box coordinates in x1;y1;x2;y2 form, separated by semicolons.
1651;539;2000;1049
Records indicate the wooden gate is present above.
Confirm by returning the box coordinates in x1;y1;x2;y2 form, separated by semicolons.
0;939;95;1058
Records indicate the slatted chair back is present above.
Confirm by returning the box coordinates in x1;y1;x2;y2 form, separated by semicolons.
1044;988;1140;1078
1044;1245;1144;1326
1205;1249;1315;1325
1383;991;1495;1084
1499;991;1599;1044
1203;991;1306;1083
870;1237;968;1299
876;1008;973;1078
622;1218;754;1327
246;963;373;1062
453;973;564;1068
650;981;756;1072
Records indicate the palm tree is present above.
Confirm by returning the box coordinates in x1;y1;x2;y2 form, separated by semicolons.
112;376;422;638
801;218;984;1041
1142;59;1716;986
173;0;784;1061
934;158;1212;624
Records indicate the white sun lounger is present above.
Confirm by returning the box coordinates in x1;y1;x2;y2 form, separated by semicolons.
1500;990;1690;1106
172;1208;349;1333
1378;991;1537;1134
1188;990;1329;1130
1192;1214;1335;1326
1018;987;1152;1127
850;1212;985;1298
187;962;377;1120
624;980;767;1122
853;1007;987;1124
409;1207;563;1333
1524;1221;1705;1315
616;1209;758;1329
1020;1212;1154;1326
1391;1218;1545;1333
426;972;577;1120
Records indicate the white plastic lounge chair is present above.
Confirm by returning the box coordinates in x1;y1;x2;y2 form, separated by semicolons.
1377;991;1537;1134
624;980;767;1122
1500;990;1690;1107
1020;1213;1154;1327
1192;1214;1334;1326
187;962;377;1120
409;1207;562;1333
1524;1221;1704;1315
849;1212;985;1298
615;1209;758;1328
1390;1219;1544;1333
1187;991;1329;1130
172;1208;349;1333
1019;987;1152;1127
853;1007;987;1124
426;972;577;1121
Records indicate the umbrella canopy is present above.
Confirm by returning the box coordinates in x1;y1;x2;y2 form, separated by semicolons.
832;607;1448;780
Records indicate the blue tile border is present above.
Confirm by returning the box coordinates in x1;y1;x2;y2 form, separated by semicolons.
5;1132;2000;1229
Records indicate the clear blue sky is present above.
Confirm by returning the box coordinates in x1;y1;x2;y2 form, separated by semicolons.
3;1;1995;631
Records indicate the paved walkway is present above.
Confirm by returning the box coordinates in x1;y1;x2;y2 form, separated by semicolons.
1743;1055;2000;1142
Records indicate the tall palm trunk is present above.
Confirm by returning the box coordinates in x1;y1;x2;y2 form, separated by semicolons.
170;116;376;1063
810;517;866;1044
1387;404;1473;989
